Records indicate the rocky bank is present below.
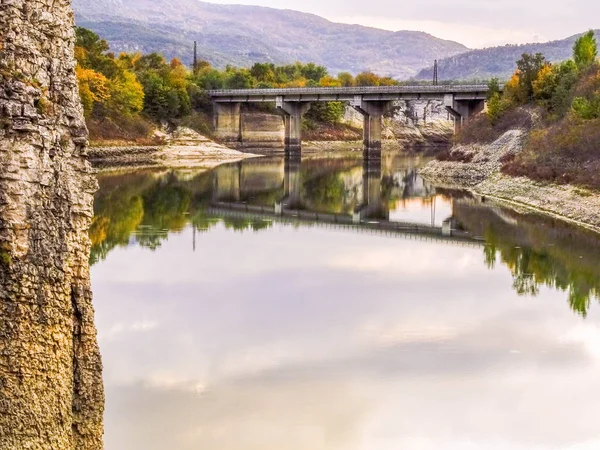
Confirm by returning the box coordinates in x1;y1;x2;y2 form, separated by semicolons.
420;130;600;233
0;1;104;449
89;126;259;170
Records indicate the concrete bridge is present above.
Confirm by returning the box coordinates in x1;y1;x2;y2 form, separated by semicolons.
207;85;490;157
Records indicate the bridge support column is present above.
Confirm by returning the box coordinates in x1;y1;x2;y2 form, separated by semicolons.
276;97;311;154
444;95;485;133
214;102;242;142
351;97;393;161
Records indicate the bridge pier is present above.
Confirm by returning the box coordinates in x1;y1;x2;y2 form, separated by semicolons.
444;95;485;132
214;102;241;142
276;97;311;154
351;98;393;161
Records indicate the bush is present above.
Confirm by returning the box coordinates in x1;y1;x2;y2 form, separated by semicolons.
503;117;600;189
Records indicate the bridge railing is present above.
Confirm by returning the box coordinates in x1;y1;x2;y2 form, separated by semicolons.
207;84;491;97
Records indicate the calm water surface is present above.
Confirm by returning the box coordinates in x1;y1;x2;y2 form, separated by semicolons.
90;152;600;450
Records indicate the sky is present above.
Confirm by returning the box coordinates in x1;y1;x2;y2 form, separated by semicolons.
201;0;600;48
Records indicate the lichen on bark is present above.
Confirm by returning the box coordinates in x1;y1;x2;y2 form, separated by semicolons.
0;1;104;449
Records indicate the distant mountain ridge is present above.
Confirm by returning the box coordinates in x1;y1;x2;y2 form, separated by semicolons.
72;0;468;79
416;30;600;81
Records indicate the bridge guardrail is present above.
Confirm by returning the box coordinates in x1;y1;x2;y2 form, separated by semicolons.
207;84;491;97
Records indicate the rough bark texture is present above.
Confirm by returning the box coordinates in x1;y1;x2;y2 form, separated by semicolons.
0;1;104;449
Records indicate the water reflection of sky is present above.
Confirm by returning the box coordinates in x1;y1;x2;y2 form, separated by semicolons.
91;222;600;450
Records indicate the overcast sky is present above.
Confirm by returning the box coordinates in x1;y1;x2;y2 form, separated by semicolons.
203;0;599;48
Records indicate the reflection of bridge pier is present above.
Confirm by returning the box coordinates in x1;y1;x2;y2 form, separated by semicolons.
212;161;241;202
354;157;389;223
282;153;302;209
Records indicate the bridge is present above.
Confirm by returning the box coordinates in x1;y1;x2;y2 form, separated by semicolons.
207;85;490;156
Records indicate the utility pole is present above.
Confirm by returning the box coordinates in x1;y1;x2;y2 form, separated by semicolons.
433;60;439;86
193;41;198;74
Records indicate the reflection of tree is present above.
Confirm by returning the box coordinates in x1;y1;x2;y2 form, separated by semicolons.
482;224;600;318
141;180;192;232
302;173;346;212
90;169;274;265
222;217;273;232
90;188;144;265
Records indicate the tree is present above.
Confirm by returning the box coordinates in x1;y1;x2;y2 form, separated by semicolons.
76;66;110;117
318;76;342;87
225;70;255;89
250;63;276;84
75;27;119;78
300;63;328;83
572;96;600;119
487;78;501;100
337;72;355;87
516;53;547;101
108;71;145;115
573;30;598;70
307;102;346;124
355;71;380;86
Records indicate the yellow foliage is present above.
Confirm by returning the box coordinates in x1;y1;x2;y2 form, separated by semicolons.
74;46;87;65
533;64;556;100
283;77;308;88
108;70;145;115
76;65;110;116
506;70;520;90
319;76;342;87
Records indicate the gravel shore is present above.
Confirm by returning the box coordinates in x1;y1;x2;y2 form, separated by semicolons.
420;130;600;233
88;127;260;170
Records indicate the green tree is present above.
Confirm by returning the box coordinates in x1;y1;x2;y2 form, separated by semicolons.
225;69;255;89
572;96;600;119
337;72;355;87
487;78;501;100
307;102;346;124
573;30;598;70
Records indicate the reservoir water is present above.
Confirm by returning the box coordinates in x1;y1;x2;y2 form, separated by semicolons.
90;152;600;450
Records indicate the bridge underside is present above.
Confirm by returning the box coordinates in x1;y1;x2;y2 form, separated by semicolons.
210;86;489;156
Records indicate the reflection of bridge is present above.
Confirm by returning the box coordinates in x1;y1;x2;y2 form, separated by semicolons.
210;155;483;246
208;204;482;247
208;85;489;155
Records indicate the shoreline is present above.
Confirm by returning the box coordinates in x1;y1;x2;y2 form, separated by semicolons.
419;130;600;235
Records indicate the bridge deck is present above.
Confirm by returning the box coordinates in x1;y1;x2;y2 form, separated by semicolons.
207;85;490;103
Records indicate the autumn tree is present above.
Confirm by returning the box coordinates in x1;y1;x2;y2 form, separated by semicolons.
515;53;547;102
76;66;110;117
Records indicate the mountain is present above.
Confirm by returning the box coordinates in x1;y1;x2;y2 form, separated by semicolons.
72;0;468;80
416;30;600;81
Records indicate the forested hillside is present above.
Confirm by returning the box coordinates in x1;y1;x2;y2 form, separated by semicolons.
72;0;467;79
416;31;600;81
